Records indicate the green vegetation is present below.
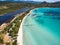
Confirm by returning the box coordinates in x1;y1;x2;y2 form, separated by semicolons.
0;9;31;45
4;10;30;37
12;40;17;45
0;37;4;44
0;4;24;15
0;1;60;15
0;1;32;15
6;42;11;45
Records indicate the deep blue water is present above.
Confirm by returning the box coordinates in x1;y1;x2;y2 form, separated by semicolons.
23;8;60;45
0;7;30;25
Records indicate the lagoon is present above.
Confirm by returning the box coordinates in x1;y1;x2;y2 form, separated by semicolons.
0;7;30;25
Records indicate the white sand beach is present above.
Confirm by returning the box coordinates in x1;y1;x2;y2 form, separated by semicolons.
17;11;32;45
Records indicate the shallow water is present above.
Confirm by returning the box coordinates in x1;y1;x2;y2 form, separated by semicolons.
23;8;60;45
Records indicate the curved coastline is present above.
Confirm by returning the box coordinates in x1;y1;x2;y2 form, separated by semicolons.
17;10;32;45
17;8;60;45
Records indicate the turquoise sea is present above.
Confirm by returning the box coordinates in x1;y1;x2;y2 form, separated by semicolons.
23;8;60;45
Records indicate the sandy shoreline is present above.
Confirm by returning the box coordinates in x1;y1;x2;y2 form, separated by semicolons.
17;10;32;45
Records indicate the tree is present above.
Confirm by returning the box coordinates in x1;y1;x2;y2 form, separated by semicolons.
6;42;11;45
0;37;4;44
